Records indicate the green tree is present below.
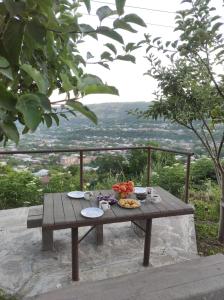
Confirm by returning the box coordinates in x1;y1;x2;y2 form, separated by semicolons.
191;158;216;186
0;0;146;144
127;141;175;177
93;154;129;179
138;0;224;241
156;163;185;197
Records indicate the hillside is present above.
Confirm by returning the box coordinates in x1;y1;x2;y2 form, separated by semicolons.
3;101;201;153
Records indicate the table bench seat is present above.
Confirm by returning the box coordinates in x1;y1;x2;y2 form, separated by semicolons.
27;205;103;250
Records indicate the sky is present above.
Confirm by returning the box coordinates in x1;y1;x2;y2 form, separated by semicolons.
51;0;224;105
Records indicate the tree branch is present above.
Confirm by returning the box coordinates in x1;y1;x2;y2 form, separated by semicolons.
172;117;192;130
190;122;215;160
196;52;224;99
201;117;218;155
200;123;216;158
218;132;224;159
51;97;82;105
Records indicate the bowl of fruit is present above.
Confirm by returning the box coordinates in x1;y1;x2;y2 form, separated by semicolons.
112;181;134;199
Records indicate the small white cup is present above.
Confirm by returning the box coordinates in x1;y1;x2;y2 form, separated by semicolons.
99;200;110;211
84;191;93;200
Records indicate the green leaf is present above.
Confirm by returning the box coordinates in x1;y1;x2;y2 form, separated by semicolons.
87;51;94;59
21;64;48;93
83;0;91;13
78;74;103;90
98;62;110;69
36;93;51;111
16;94;43;130
123;14;146;27
26;19;46;45
79;24;97;39
4;0;25;16
67;100;97;124
211;22;223;32
60;113;69;120
60;73;74;92
51;113;59;126
0;56;13;80
104;43;117;55
96;6;115;22
83;84;119;96
101;51;113;61
0;83;17;111
113;19;137;33
2;18;24;66
1;121;19;143
116;54;136;63
97;26;124;44
153;37;161;43
44;114;52;128
116;0;126;15
125;42;139;52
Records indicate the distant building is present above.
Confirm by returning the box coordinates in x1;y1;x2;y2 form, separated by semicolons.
33;169;49;177
60;155;96;167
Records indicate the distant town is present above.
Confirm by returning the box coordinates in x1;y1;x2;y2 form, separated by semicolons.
0;102;222;175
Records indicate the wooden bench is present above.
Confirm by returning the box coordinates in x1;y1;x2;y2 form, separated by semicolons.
27;206;103;251
31;254;224;300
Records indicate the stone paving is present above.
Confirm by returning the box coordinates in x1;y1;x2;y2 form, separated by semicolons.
0;206;198;299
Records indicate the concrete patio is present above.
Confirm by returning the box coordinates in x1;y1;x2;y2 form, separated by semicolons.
0;206;197;299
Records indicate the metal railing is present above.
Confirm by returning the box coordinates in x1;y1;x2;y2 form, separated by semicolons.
0;146;194;203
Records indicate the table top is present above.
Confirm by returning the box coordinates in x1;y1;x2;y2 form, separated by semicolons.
42;187;194;229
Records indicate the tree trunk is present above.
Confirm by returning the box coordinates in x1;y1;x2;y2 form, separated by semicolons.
218;172;224;242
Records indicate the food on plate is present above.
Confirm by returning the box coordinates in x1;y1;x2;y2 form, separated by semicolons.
118;198;140;208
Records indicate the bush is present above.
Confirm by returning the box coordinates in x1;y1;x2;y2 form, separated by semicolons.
155;163;185;197
191;158;216;186
93;154;129;179
0;289;18;300
43;172;80;193
0;169;43;209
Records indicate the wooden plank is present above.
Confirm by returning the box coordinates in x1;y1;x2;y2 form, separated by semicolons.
70;198;87;223
71;228;79;281
61;193;76;223
143;218;152;266
53;193;65;224
140;199;161;215
156;187;189;209
42;228;54;251
43;194;54;226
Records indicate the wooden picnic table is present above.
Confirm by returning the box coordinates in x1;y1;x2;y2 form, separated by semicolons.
42;187;194;281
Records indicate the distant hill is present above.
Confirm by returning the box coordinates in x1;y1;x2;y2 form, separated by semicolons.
6;101;203;154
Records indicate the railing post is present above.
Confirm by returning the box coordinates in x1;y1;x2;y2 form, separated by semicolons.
184;154;191;203
147;148;152;186
80;150;83;191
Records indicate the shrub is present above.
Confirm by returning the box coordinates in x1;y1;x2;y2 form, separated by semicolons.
191;158;216;187
0;170;42;209
156;163;185;197
43;172;80;193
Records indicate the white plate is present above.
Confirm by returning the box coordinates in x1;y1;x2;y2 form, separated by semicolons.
134;187;147;194
81;207;104;218
67;191;85;199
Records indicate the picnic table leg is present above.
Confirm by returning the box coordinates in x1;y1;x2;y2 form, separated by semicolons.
143;218;152;267
71;227;79;281
94;225;103;245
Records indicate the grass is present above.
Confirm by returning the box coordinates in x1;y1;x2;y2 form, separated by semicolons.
0;290;18;300
191;192;224;256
